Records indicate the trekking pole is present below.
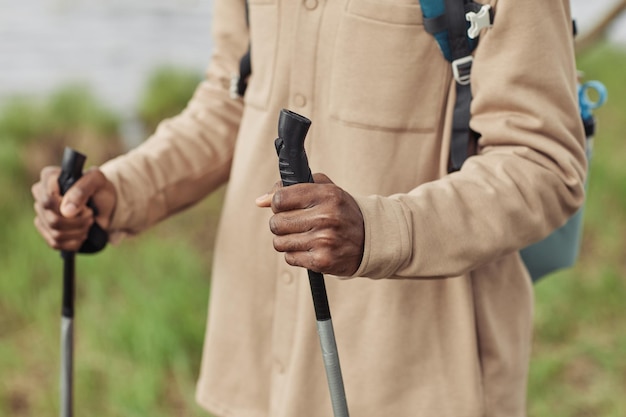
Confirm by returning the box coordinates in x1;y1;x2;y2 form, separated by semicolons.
57;147;108;417
59;250;74;417
274;109;350;417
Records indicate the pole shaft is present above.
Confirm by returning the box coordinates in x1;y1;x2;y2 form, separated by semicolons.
61;251;75;318
60;251;74;417
60;316;73;417
317;319;349;417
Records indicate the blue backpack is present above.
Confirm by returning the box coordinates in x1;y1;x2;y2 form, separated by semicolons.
419;0;607;282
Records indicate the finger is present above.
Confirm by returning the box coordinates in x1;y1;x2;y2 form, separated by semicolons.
271;183;321;213
60;168;108;218
32;182;62;212
42;167;63;205
269;210;315;236
269;172;336;212
255;180;283;208
32;167;62;211
273;228;341;255
284;249;359;276
41;166;62;195
33;204;92;250
34;200;93;232
34;216;60;249
283;250;334;274
34;217;88;251
255;193;273;208
272;233;313;253
284;251;309;269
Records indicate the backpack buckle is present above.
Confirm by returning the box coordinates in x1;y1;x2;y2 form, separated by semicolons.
230;74;242;99
452;56;473;85
466;4;492;39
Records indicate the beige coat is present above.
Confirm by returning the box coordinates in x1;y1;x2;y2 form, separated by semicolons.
101;0;586;415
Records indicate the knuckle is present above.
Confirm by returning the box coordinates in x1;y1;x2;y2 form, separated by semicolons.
31;183;40;198
326;187;343;204
46;211;63;229
41;198;55;211
41;166;60;179
272;180;283;192
271;189;284;211
310;251;332;272
317;230;337;247
45;234;60;250
269;216;279;234
32;183;54;209
39;193;56;209
315;211;340;229
33;217;44;235
284;253;299;268
272;236;283;252
49;228;62;240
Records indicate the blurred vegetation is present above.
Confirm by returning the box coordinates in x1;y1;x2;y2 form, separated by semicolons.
0;85;119;147
529;43;626;417
0;46;624;417
0;84;124;197
138;66;203;133
0;67;216;417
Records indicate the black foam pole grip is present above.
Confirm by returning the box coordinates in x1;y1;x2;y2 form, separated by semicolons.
57;148;84;319
275;109;313;186
275;109;331;321
58;147;108;254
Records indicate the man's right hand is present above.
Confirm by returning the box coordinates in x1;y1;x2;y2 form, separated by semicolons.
32;166;117;252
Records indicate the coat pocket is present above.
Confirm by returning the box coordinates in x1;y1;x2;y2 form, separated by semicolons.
329;0;449;132
244;0;278;110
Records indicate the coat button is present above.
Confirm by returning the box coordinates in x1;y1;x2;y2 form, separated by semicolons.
282;272;294;284
294;93;307;108
304;0;318;10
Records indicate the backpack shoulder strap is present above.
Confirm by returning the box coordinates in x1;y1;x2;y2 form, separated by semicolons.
419;0;493;171
231;0;252;99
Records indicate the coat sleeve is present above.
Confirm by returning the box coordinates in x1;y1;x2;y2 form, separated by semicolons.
99;0;248;237
352;0;587;279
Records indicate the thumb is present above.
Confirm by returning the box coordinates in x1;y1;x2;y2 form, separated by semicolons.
256;180;284;208
60;169;107;218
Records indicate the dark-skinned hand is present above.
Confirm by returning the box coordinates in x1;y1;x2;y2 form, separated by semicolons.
256;173;365;276
32;166;117;252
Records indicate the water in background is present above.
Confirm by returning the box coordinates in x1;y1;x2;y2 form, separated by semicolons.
0;0;213;114
0;0;624;115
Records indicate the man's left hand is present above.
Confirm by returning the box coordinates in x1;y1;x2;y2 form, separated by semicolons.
256;173;364;276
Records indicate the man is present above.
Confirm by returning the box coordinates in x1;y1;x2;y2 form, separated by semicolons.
32;0;586;415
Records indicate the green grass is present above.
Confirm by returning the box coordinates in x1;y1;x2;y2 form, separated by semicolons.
528;43;626;417
0;75;213;416
0;189;221;417
1;47;625;416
